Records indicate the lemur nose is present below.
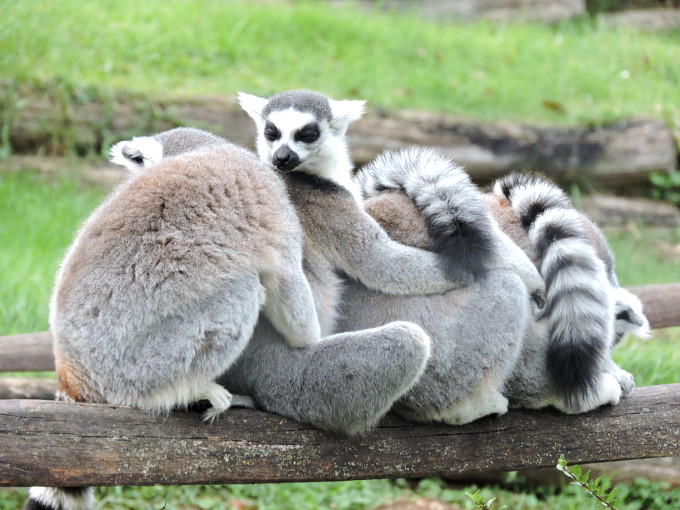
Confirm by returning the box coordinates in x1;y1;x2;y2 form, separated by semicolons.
273;145;300;171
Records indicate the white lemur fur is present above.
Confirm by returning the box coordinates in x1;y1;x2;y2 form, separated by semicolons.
487;173;650;412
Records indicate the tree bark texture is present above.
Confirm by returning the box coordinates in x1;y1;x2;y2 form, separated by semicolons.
0;384;677;488
0;332;54;372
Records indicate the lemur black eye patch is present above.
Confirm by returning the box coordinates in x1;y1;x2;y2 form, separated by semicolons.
294;123;320;143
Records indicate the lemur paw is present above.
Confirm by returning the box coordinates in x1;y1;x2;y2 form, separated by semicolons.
611;367;635;398
529;287;545;317
200;383;233;424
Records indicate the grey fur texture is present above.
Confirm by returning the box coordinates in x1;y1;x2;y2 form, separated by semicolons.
490;173;648;412
344;151;532;424
262;89;333;122
358;148;546;313
30;129;324;510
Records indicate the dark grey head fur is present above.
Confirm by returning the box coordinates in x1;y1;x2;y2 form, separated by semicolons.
262;90;333;121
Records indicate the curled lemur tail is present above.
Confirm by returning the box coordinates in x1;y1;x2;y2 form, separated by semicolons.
358;147;497;276
25;487;93;510
493;173;612;409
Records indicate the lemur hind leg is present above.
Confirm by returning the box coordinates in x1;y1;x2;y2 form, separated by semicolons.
219;319;431;436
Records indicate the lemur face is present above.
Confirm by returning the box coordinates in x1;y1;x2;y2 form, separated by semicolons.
259;108;325;172
611;287;651;345
239;90;365;176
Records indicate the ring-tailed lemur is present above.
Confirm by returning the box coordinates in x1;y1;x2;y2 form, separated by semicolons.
30;128;330;510
235;90;499;331
486;173;649;412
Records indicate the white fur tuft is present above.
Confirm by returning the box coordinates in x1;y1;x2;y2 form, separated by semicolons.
109;136;163;174
328;99;365;135
238;92;268;123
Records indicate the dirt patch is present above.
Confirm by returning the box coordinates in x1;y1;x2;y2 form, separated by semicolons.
370;497;464;510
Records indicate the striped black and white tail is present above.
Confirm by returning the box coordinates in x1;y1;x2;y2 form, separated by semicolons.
358;147;497;277
493;173;615;410
24;487;93;510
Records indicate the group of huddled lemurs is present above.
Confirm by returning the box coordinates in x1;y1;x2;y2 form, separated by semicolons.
27;90;651;510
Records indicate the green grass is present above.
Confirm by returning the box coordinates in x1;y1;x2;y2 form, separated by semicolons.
1;0;679;130
2;476;680;509
0;170;107;334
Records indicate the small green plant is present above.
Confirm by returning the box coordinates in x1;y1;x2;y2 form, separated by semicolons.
556;455;621;509
650;170;680;207
466;489;498;510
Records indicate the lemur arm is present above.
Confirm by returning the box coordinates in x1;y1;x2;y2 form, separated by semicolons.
321;193;473;295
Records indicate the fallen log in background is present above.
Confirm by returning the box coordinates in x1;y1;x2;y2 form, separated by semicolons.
0;384;678;488
3;89;676;186
0;331;54;372
330;0;587;24
0;377;55;400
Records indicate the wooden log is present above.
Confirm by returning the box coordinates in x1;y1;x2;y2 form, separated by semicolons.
627;283;680;330
0;332;53;372
446;457;680;488
580;194;680;227
2;283;677;375
0;377;55;400
3;90;676;186
602;8;680;32
329;0;586;23
0;384;677;488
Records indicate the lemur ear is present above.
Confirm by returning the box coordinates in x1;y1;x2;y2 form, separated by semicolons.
329;99;365;135
109;137;163;174
238;92;268;124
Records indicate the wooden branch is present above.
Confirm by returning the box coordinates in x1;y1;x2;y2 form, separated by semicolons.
0;332;53;372
445;457;680;488
0;377;55;400
2;283;677;375
627;283;680;330
0;384;677;488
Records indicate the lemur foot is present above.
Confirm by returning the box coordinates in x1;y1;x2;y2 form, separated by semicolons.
200;383;233;423
438;389;509;426
555;373;622;414
230;394;258;409
610;366;635;398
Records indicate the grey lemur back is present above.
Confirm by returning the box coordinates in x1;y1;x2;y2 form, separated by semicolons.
348;147;544;424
